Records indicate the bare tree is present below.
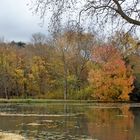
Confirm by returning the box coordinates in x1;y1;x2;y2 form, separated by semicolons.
0;36;5;43
30;0;140;31
31;32;47;45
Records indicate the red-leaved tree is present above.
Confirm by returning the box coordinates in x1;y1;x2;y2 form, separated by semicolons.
88;45;135;101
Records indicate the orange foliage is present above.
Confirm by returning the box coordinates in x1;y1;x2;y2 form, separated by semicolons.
88;45;135;100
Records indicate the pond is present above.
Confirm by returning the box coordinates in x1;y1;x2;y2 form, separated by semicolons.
0;103;140;140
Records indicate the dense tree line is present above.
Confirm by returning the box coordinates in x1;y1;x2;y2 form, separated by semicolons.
0;31;139;101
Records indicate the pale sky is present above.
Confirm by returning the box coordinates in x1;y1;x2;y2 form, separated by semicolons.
0;0;139;43
0;0;48;42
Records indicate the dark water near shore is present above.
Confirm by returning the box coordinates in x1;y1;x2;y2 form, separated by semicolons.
0;103;140;140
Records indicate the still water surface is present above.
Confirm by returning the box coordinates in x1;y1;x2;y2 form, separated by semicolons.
0;103;140;140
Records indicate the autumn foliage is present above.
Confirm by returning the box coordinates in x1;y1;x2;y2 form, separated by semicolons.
0;31;95;99
88;45;135;101
0;31;138;101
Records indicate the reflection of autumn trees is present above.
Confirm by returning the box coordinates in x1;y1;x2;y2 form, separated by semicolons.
130;107;140;139
86;105;134;140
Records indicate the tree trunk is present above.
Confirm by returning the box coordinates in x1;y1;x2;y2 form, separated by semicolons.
62;50;68;100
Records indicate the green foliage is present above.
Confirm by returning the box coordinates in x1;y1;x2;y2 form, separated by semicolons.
128;54;140;100
68;86;93;100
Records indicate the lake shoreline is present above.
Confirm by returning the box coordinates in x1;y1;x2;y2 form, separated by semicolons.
0;99;139;104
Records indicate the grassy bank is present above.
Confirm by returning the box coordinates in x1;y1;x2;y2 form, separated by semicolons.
0;98;137;104
0;99;99;104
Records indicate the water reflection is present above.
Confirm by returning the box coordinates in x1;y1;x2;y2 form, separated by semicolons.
0;103;139;140
86;105;134;140
129;106;140;140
